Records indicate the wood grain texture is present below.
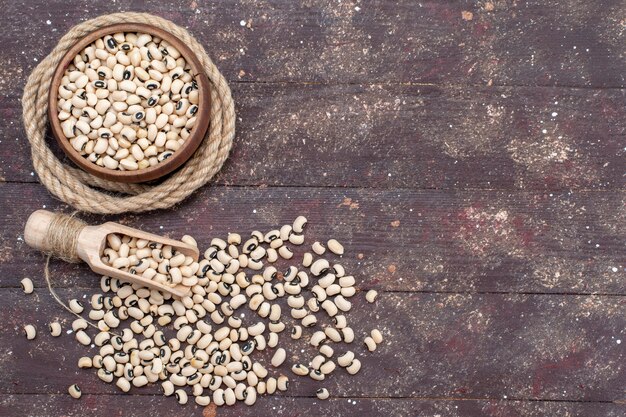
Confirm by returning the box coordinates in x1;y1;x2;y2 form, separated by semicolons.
1;0;625;415
1;395;624;417
2;289;625;402
1;183;623;294
1;0;625;88
3;83;625;189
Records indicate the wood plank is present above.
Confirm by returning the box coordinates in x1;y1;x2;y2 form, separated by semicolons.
1;183;623;294
0;395;623;417
2;84;625;188
1;1;625;89
2;2;624;415
2;289;624;402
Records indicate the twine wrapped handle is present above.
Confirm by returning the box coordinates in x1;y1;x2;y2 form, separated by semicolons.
24;210;86;263
21;13;235;214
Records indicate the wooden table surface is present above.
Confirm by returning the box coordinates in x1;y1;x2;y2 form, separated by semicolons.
0;1;624;416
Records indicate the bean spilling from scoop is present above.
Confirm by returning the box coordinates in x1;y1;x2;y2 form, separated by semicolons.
22;216;384;406
57;32;199;171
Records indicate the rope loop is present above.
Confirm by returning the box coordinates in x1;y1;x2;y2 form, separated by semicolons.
22;13;234;214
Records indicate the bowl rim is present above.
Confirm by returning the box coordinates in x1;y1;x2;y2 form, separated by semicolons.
48;23;211;183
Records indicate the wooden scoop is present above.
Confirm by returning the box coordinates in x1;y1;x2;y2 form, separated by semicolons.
24;210;197;298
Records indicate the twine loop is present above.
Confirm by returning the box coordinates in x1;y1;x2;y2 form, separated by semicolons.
44;212;86;263
22;13;235;214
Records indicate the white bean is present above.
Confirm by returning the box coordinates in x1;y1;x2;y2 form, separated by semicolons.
346;358;362;375
49;322;62;337
20;278;34;294
271;348;286;367
371;329;383;344
364;336;377;352
316;387;330;400
68;384;82;399
24;324;36;340
366;289;378;303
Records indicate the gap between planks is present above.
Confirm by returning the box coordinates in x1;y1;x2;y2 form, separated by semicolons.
1;179;625;193
0;393;619;405
231;80;626;91
3;79;626;97
2;286;626;297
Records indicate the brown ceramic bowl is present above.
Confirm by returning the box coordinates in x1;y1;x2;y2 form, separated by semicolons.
48;23;211;183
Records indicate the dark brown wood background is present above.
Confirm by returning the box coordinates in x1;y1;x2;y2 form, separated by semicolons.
0;1;624;416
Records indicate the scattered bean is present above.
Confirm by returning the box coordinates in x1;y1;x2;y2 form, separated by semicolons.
365;290;378;303
69;299;84;313
271;348;286;367
302;252;313;267
337;351;355;368
20;278;34;294
23;217;383;409
364;336;377;352
292;216;307;233
24;324;36;340
319;344;334;358
309;368;325;381
310;331;326;347
291;325;303;340
78;357;93;368
291;364;309;376
195;396;211;406
316;387;329;400
371;329;383;344
116;377;132;392
310;259;330;276
175;389;188;405
68;384;82;399
75;330;91;345
327;239;344;255
312;241;326;255
49;322;62;337
320;360;336;375
341;327;355;343
277;374;289;391
346;358;362;375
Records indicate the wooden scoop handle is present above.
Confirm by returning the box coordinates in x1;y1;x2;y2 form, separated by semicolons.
24;210;71;255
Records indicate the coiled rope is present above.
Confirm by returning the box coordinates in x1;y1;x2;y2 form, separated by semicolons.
22;13;234;214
